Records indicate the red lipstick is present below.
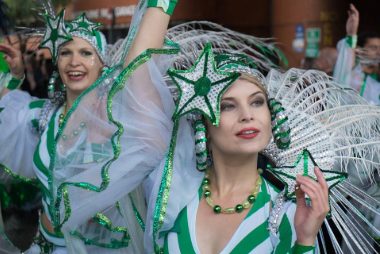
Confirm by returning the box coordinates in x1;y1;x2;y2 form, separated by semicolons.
236;128;260;139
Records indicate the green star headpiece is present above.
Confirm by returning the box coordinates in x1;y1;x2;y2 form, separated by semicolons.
65;13;106;63
267;149;347;199
168;43;239;126
40;10;106;64
65;13;102;35
40;10;72;63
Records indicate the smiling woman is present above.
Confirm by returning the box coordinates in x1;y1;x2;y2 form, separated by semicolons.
57;37;104;103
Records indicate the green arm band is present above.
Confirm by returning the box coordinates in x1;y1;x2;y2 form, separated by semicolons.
5;74;25;90
292;243;315;254
147;0;178;15
346;35;357;49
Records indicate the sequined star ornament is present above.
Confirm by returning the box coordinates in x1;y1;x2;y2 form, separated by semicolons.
168;43;239;125
66;13;101;35
66;13;107;63
40;10;72;63
267;149;347;199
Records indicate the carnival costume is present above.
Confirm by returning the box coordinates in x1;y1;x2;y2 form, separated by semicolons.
1;0;379;253
334;36;380;105
0;0;179;252
133;25;380;253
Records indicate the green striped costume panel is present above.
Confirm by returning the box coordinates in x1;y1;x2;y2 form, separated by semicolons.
164;178;315;254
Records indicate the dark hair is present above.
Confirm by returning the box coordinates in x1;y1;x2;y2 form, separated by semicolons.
358;31;380;48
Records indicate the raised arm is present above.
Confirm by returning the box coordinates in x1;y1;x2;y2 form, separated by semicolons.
333;4;359;86
345;3;359;68
0;43;24;98
124;0;177;66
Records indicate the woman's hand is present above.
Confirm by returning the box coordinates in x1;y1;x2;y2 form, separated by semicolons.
0;43;24;78
346;4;359;36
294;167;330;246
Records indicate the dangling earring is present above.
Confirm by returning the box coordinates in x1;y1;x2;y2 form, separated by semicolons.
48;71;59;99
101;66;110;75
56;82;66;105
48;71;66;105
194;119;208;171
268;98;291;149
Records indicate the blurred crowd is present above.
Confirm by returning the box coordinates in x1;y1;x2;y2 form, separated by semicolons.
1;6;379;105
0;35;53;98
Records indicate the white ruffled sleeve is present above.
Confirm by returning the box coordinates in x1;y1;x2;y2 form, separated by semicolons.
333;38;355;88
0;90;41;181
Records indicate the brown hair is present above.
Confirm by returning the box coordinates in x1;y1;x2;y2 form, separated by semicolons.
239;73;268;100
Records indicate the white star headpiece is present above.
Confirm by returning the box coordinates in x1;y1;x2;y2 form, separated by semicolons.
40;10;72;63
168;43;239;126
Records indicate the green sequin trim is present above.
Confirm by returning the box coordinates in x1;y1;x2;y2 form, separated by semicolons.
70;212;130;249
153;120;179;251
0;164;39;209
130;195;146;232
0;163;38;185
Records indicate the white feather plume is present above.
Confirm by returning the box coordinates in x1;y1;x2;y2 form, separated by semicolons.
166;21;283;71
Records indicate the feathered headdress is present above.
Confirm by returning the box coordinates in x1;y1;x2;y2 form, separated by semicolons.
151;24;380;253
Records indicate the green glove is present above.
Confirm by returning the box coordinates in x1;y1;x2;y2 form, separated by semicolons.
346;35;357;48
5;74;24;90
292;243;315;254
0;52;10;73
147;0;178;15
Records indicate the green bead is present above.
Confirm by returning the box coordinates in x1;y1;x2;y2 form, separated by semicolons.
213;205;221;214
247;195;255;204
202;178;210;185
235;204;244;213
194;76;211;96
204;190;211;197
50;29;58;42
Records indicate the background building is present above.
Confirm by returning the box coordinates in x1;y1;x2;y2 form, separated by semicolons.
41;0;380;67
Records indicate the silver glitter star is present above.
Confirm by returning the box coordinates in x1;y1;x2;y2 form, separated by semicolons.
40;10;72;63
168;44;239;125
67;13;101;35
267;149;347;199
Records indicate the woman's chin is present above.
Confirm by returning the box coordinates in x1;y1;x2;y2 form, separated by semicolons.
221;148;262;158
66;84;91;95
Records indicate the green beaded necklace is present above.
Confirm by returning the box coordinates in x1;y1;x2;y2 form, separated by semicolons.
58;103;86;140
202;170;262;214
58;103;67;128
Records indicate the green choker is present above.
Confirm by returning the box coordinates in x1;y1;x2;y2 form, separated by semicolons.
202;171;262;214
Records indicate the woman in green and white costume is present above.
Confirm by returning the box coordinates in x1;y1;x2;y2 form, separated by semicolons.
333;4;380;105
129;10;380;254
0;0;179;253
